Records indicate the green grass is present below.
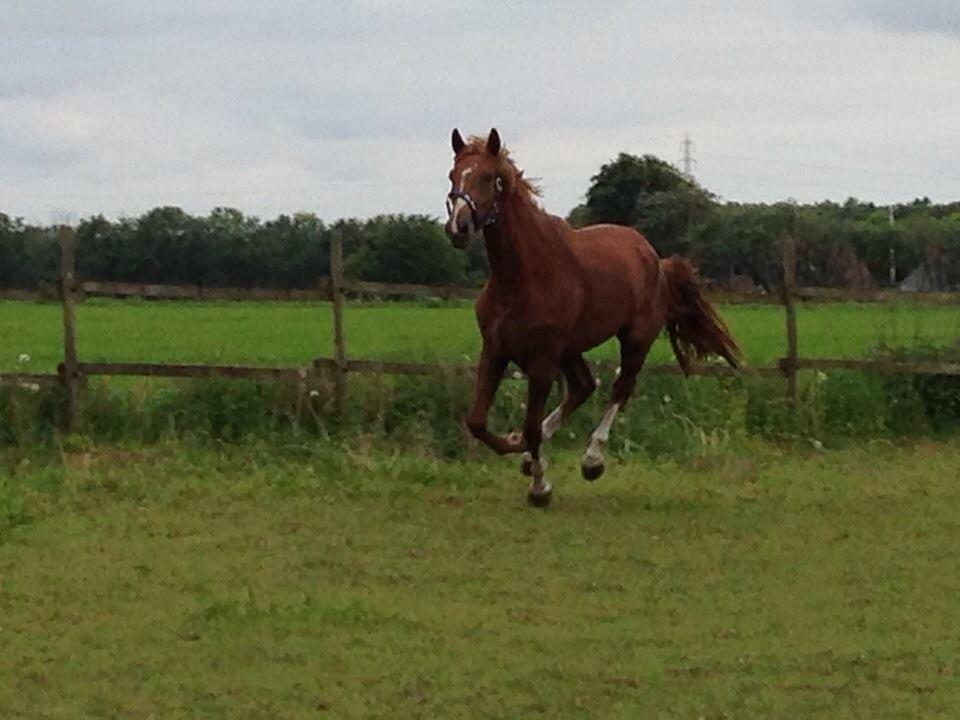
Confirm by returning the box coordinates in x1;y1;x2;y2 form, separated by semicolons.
2;440;960;718
3;299;959;374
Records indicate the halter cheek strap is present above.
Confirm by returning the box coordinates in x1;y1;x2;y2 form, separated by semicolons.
447;178;503;228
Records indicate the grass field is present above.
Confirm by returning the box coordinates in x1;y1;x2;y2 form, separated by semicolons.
3;298;960;373
2;440;960;718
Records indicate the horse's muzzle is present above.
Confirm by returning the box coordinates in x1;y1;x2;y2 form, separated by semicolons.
444;222;471;249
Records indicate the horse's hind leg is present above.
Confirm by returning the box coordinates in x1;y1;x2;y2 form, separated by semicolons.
581;335;653;481
543;355;596;440
522;355;595;476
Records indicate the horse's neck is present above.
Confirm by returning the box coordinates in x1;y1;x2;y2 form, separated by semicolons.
484;194;569;295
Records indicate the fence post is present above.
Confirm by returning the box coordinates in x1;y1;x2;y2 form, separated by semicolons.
781;236;799;411
330;229;347;415
59;226;79;434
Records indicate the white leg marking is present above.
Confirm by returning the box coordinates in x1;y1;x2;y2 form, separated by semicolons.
593;403;620;443
541;405;563;440
528;456;551;497
582;403;620;469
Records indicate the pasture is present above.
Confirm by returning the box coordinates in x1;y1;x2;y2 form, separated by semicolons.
3;295;960;717
3;298;960;373
2;439;960;717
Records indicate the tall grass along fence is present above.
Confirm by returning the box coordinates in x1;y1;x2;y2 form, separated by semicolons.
2;227;959;435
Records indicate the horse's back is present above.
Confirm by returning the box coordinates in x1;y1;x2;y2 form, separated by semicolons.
566;223;666;350
569;223;661;289
570;222;654;253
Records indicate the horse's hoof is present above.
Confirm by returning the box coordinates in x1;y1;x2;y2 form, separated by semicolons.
527;481;552;508
581;462;605;481
527;487;553;508
520;451;533;477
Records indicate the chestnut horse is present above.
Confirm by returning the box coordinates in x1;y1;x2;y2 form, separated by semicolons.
444;128;740;506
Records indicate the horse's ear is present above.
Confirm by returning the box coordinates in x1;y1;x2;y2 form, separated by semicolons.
486;128;501;155
451;128;465;154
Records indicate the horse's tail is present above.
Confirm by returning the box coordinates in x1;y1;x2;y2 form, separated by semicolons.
661;256;741;375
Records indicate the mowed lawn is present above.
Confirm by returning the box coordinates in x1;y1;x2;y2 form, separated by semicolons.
2;441;960;718
2;298;959;374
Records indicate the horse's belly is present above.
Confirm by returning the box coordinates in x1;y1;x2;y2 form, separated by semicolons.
573;314;628;353
570;278;636;349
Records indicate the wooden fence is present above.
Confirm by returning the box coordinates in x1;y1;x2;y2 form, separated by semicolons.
2;228;959;434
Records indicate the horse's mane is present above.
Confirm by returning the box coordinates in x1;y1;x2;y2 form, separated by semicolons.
462;136;541;203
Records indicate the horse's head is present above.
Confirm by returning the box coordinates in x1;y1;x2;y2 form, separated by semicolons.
444;128;503;249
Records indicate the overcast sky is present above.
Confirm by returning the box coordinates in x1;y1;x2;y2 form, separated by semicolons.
2;1;958;224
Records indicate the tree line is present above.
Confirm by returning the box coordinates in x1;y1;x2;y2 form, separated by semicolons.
570;154;960;292
0;208;489;291
2;154;959;292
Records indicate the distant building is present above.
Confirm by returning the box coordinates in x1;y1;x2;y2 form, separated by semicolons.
900;263;948;292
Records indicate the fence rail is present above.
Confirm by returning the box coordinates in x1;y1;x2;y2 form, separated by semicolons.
792;286;960;305
78;280;333;303
0;288;53;302
8;278;954;307
73;362;313;381
0;373;61;387
3;228;960;434
791;358;960;376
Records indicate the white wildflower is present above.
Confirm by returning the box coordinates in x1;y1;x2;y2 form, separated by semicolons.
812;439;825;451
568;431;576;440
614;366;621;376
17;353;30;364
816;371;828;382
662;394;672;404
309;390;320;398
512;371;523;380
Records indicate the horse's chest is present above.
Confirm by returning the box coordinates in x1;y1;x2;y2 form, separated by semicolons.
476;285;579;358
478;310;567;364
478;312;515;350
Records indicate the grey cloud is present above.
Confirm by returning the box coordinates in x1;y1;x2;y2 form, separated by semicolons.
799;1;960;35
0;1;958;224
849;1;960;35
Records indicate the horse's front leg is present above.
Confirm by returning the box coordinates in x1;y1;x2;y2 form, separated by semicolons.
522;371;555;507
465;349;525;455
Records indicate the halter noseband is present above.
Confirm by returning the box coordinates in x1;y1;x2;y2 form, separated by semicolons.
446;177;503;228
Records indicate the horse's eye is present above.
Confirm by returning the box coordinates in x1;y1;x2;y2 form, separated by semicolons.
481;173;494;183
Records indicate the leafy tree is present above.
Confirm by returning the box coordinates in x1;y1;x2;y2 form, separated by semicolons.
583;153;713;256
693;203;791;291
0;214;57;288
345;215;466;286
565;204;591;229
464;236;489;285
